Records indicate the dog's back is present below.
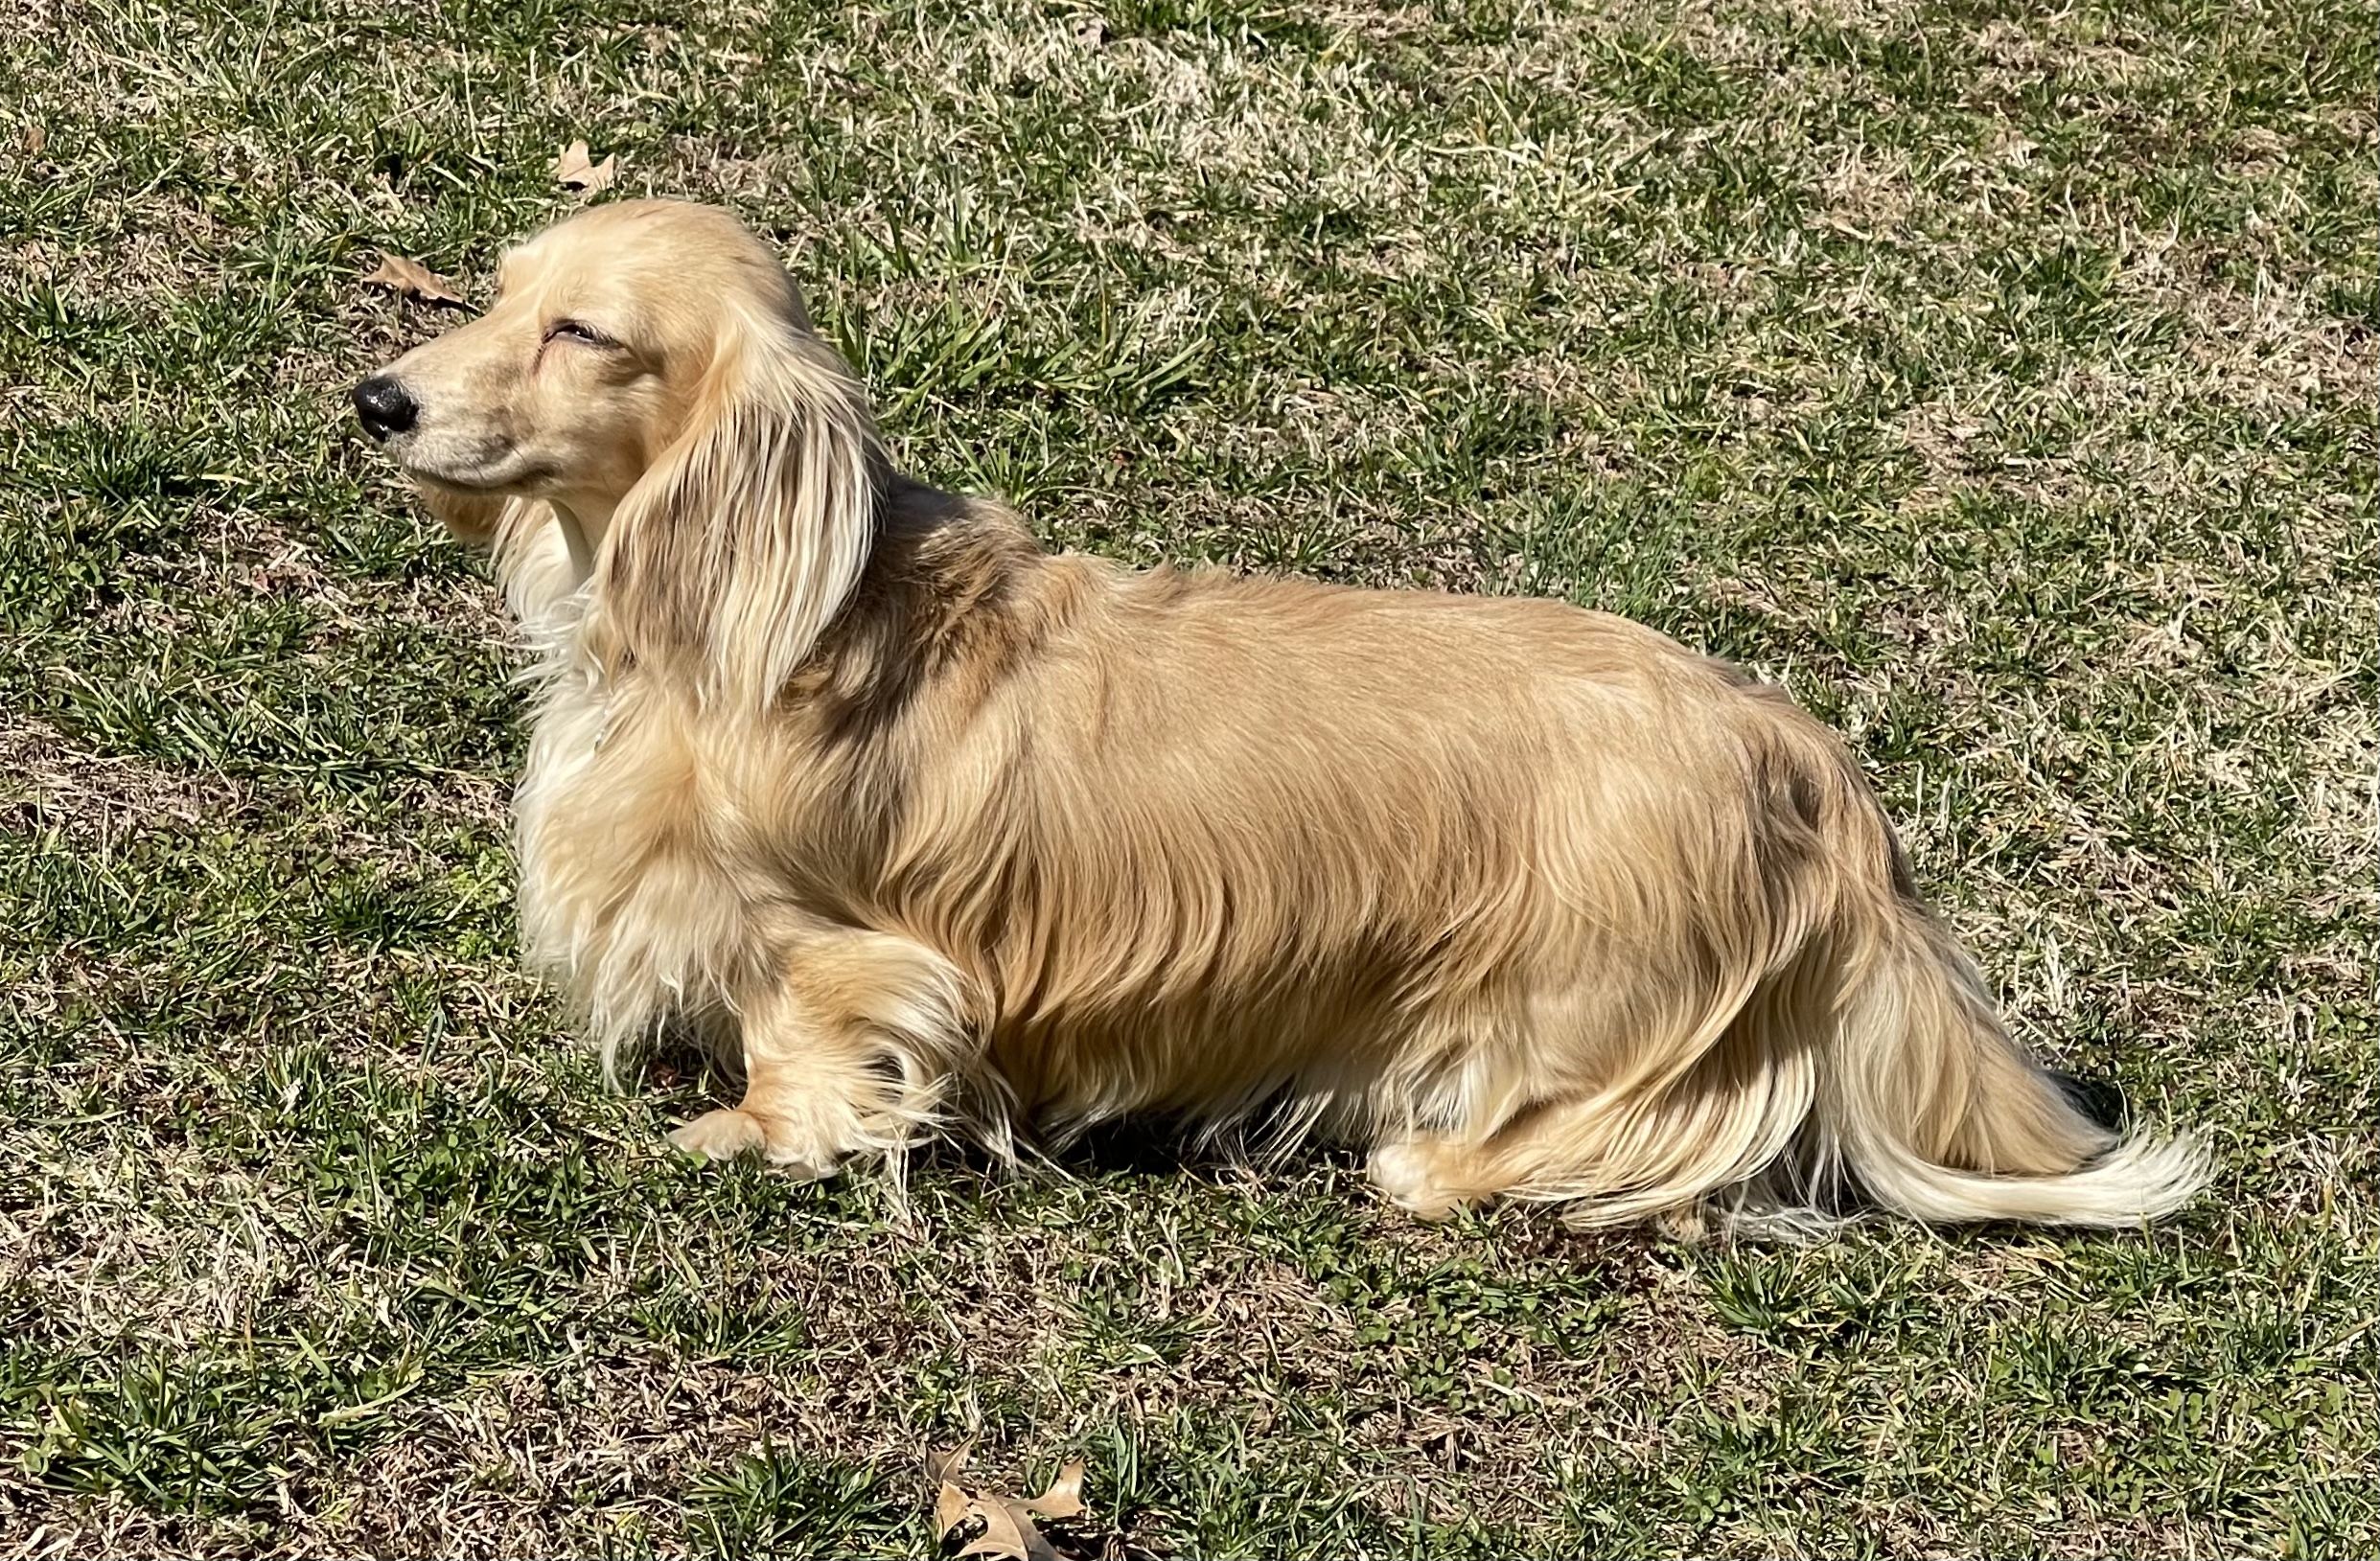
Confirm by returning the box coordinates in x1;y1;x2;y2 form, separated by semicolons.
789;494;2204;1229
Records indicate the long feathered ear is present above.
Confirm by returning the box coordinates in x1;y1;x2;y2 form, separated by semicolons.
592;304;882;707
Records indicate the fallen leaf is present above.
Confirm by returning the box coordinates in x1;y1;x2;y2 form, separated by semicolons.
360;252;466;308
24;124;45;155
927;1446;1084;1561
959;1497;1051;1561
929;1448;982;1553
935;1481;973;1539
1020;1459;1086;1521
553;138;616;193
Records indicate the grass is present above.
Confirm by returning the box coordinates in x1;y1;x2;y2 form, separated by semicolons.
1;0;2374;1552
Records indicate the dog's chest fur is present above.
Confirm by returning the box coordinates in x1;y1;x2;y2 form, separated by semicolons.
511;654;774;1060
492;504;1018;1066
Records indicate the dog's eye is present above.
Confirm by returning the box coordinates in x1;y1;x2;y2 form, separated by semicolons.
543;319;615;348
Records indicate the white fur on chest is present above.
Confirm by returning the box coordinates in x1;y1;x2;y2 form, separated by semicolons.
511;632;764;1063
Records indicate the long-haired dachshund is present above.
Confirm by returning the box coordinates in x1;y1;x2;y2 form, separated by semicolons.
354;199;2203;1230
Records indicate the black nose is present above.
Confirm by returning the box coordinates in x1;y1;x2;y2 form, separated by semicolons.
352;375;418;442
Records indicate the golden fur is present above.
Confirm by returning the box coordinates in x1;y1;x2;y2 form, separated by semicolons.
358;199;2207;1229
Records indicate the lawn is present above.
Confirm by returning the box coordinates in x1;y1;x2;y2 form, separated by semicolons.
2;0;2374;1553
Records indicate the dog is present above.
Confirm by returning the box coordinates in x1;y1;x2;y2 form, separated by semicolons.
354;199;2204;1230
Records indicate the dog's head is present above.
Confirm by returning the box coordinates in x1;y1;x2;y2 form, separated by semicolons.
356;199;881;700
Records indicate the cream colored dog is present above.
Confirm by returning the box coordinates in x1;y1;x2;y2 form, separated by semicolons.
355;199;2204;1230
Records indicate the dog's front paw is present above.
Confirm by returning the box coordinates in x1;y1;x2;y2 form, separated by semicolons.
1368;1139;1466;1220
668;1108;839;1181
669;1107;770;1160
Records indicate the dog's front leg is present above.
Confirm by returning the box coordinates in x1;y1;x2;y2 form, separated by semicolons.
668;929;983;1179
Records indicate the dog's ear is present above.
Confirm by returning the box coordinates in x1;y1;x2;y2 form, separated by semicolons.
593;306;881;705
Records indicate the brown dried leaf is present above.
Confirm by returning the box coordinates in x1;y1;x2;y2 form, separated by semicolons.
360;252;466;309
926;1444;971;1489
1020;1459;1086;1521
24;123;46;155
935;1481;973;1541
552;138;616;193
1009;1504;1060;1561
926;1447;1078;1561
958;1496;1052;1561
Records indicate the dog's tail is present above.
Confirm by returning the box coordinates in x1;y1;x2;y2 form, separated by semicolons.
1796;763;2208;1228
1804;889;2207;1226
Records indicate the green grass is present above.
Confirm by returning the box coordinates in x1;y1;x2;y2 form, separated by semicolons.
2;0;2374;1552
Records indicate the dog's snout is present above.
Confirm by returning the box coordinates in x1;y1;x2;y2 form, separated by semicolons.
352;375;419;443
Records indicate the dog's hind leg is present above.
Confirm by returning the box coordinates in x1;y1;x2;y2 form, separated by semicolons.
670;928;993;1176
1368;1005;1822;1228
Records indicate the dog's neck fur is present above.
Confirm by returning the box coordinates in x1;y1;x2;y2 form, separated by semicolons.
548;495;617;582
784;475;1056;714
